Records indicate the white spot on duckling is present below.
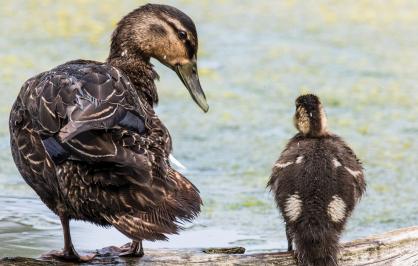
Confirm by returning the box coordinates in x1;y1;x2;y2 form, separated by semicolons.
275;161;293;168
344;167;362;178
295;156;304;164
332;158;342;168
121;49;128;57
285;193;302;222
327;195;346;223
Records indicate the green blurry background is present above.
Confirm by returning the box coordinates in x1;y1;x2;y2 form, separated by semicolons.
0;0;417;257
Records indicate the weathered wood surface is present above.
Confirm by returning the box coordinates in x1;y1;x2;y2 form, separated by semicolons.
1;226;417;265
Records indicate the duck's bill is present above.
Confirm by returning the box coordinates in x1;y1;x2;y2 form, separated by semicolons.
175;61;209;113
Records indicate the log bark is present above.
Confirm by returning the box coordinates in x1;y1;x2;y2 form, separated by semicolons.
1;226;417;265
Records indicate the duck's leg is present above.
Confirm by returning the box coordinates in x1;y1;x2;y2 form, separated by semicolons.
285;223;293;252
43;215;96;262
119;240;144;257
138;240;144;257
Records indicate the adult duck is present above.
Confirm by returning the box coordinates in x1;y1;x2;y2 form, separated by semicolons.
9;4;208;262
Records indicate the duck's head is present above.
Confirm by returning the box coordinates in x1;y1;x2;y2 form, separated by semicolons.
294;94;328;137
108;4;208;112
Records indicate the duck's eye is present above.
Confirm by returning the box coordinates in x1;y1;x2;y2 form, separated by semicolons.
178;31;187;40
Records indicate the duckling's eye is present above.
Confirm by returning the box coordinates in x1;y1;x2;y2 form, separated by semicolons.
178;31;187;40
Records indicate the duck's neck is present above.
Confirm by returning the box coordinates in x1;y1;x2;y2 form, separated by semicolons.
295;105;329;138
107;53;160;106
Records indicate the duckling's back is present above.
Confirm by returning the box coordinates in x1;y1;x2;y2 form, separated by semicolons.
268;133;365;266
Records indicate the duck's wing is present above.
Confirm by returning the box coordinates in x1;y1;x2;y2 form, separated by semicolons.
21;60;146;142
19;60;157;178
266;136;309;215
331;135;366;201
267;137;303;195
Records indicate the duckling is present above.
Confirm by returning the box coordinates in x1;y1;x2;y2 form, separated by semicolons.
267;94;366;266
9;4;207;262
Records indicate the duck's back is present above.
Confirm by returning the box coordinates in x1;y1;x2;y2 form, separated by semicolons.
268;133;365;226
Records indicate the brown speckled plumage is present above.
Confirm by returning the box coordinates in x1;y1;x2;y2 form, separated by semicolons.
268;94;366;266
9;4;206;261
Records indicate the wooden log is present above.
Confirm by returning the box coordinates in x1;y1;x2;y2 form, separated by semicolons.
1;226;417;265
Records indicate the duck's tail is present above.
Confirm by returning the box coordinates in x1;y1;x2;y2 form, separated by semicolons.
105;168;202;241
105;210;178;241
293;219;339;266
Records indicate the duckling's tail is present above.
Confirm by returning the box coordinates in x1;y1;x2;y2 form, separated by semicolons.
294;220;339;266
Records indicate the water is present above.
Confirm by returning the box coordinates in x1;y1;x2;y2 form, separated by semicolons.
1;0;417;257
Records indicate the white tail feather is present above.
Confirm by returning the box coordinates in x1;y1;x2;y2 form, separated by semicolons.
169;154;187;170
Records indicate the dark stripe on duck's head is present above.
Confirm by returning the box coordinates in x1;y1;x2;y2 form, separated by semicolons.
149;24;167;37
294;94;328;137
153;4;198;39
154;6;198;59
184;40;195;59
156;3;198;59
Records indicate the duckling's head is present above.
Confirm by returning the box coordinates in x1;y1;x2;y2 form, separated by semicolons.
294;94;328;137
108;4;208;112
